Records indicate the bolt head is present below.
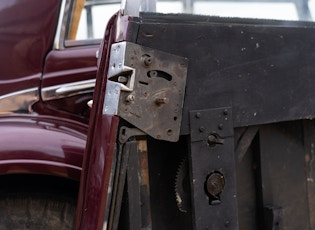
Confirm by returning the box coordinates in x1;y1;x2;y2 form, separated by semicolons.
125;94;135;102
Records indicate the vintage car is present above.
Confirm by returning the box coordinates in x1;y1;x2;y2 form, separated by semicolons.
0;0;118;228
2;0;315;229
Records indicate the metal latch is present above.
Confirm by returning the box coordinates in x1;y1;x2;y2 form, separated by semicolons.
103;42;188;142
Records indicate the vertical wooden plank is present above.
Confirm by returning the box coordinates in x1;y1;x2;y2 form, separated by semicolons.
259;123;310;229
303;120;315;229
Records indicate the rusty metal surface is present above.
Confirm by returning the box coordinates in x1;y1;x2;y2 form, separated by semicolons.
104;41;188;142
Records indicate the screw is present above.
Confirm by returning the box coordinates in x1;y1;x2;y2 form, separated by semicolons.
218;124;223;130
125;94;135;103
155;97;169;105
223;109;228;115
195;112;201;118
142;54;152;66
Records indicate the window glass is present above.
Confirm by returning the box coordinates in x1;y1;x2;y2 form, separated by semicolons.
309;0;315;19
157;1;183;13
68;0;120;41
67;0;315;44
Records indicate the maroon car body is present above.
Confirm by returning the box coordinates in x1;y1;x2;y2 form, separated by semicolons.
0;0;99;181
0;0;115;227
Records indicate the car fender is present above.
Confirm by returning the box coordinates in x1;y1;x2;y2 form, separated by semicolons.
0;114;87;181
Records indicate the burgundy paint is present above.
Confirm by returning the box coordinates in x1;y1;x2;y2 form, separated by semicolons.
75;12;120;229
75;11;136;229
42;47;98;87
0;114;88;181
0;0;60;95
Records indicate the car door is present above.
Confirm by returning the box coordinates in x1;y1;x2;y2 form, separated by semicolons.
0;0;60;114
40;0;120;124
76;0;315;229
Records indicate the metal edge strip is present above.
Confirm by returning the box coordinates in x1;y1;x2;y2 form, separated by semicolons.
0;88;39;114
42;79;96;101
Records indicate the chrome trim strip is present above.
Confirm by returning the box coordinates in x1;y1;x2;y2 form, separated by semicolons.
42;79;96;101
56;81;95;95
0;88;39;114
64;39;102;47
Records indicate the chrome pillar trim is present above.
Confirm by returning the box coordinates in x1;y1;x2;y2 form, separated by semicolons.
121;0;156;16
0;88;39;114
42;79;96;101
54;0;71;50
120;0;140;17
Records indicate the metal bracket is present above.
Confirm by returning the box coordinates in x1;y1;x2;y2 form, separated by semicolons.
104;42;188;142
189;107;238;230
118;126;146;143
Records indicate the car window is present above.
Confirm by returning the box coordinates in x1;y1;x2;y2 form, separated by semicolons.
76;1;120;40
66;0;120;44
63;0;315;48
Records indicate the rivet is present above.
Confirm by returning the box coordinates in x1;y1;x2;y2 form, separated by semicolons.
118;76;128;83
195;112;201;118
199;126;205;132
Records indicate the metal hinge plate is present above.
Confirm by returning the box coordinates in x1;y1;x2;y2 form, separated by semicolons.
103;42;188;142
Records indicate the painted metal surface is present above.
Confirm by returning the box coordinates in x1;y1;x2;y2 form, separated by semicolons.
136;14;315;133
0;114;88;180
75;11;135;229
40;47;98;122
42;48;98;88
0;0;60;95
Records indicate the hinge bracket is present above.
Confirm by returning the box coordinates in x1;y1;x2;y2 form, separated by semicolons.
104;41;188;142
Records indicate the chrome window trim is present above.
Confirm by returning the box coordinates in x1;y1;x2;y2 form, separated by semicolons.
54;0;105;49
41;79;96;101
54;0;70;50
0;88;39;114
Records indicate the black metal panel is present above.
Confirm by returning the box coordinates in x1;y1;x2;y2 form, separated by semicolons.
135;14;315;134
189;107;238;229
